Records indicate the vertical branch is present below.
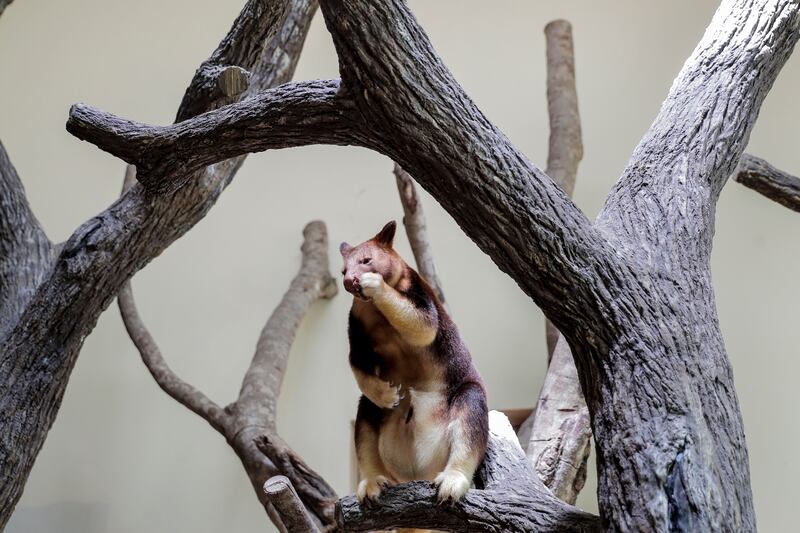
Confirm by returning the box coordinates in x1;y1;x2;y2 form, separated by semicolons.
393;163;447;307
542;19;583;360
520;20;591;505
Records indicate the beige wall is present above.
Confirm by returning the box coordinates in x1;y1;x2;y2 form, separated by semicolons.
1;0;798;531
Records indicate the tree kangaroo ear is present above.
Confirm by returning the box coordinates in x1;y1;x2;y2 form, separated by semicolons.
374;220;396;247
340;242;353;256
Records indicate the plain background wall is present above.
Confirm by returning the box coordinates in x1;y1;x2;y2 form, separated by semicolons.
1;0;798;531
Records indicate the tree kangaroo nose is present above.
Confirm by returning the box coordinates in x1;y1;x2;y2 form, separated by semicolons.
344;276;360;292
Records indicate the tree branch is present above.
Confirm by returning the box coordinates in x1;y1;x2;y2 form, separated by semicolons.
392;163;447;306
597;0;800;266
336;412;601;532
67;79;363;194
264;476;321;533
733;153;800;212
118;280;229;433
0;140;52;340
120;220;338;530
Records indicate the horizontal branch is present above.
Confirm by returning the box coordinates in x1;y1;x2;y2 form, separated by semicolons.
67;79;362;193
336;412;600;532
734;153;800;212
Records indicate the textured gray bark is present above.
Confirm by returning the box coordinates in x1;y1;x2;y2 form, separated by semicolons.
337;412;601;532
120;221;338;530
61;0;800;530
0;141;52;340
0;1;318;528
734;153;800;212
392;163;447;305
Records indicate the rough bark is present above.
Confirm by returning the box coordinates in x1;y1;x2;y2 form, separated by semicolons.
119;221;338;530
0;1;318;528
0;141;52;340
519;19;592;507
392;163;447;305
734;153;800;212
336;412;601;533
67;79;363;194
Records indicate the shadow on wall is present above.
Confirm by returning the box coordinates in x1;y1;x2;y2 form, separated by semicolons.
6;501;108;533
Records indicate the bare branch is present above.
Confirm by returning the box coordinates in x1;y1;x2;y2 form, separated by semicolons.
392;163;447;305
67;80;363;194
0;140;52;340
597;1;800;266
236;220;337;430
734;153;800;212
336;412;601;532
118;280;229;433
264;476;321;533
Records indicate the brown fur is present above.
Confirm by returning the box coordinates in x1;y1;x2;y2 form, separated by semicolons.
341;221;489;507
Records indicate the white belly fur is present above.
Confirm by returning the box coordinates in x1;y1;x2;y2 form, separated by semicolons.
378;388;450;482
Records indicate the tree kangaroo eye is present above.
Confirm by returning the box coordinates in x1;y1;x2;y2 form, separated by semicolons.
361;258;372;264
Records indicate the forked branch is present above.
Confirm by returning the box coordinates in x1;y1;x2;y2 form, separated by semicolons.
119;220;338;530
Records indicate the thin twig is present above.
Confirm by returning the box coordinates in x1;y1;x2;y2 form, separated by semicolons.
393;163;447;307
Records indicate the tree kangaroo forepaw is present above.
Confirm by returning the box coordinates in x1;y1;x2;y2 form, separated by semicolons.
366;379;402;409
357;475;392;503
359;272;384;298
434;470;471;502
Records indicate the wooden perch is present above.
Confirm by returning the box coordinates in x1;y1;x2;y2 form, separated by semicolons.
734;153;800;212
119;220;338;530
336;411;601;532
